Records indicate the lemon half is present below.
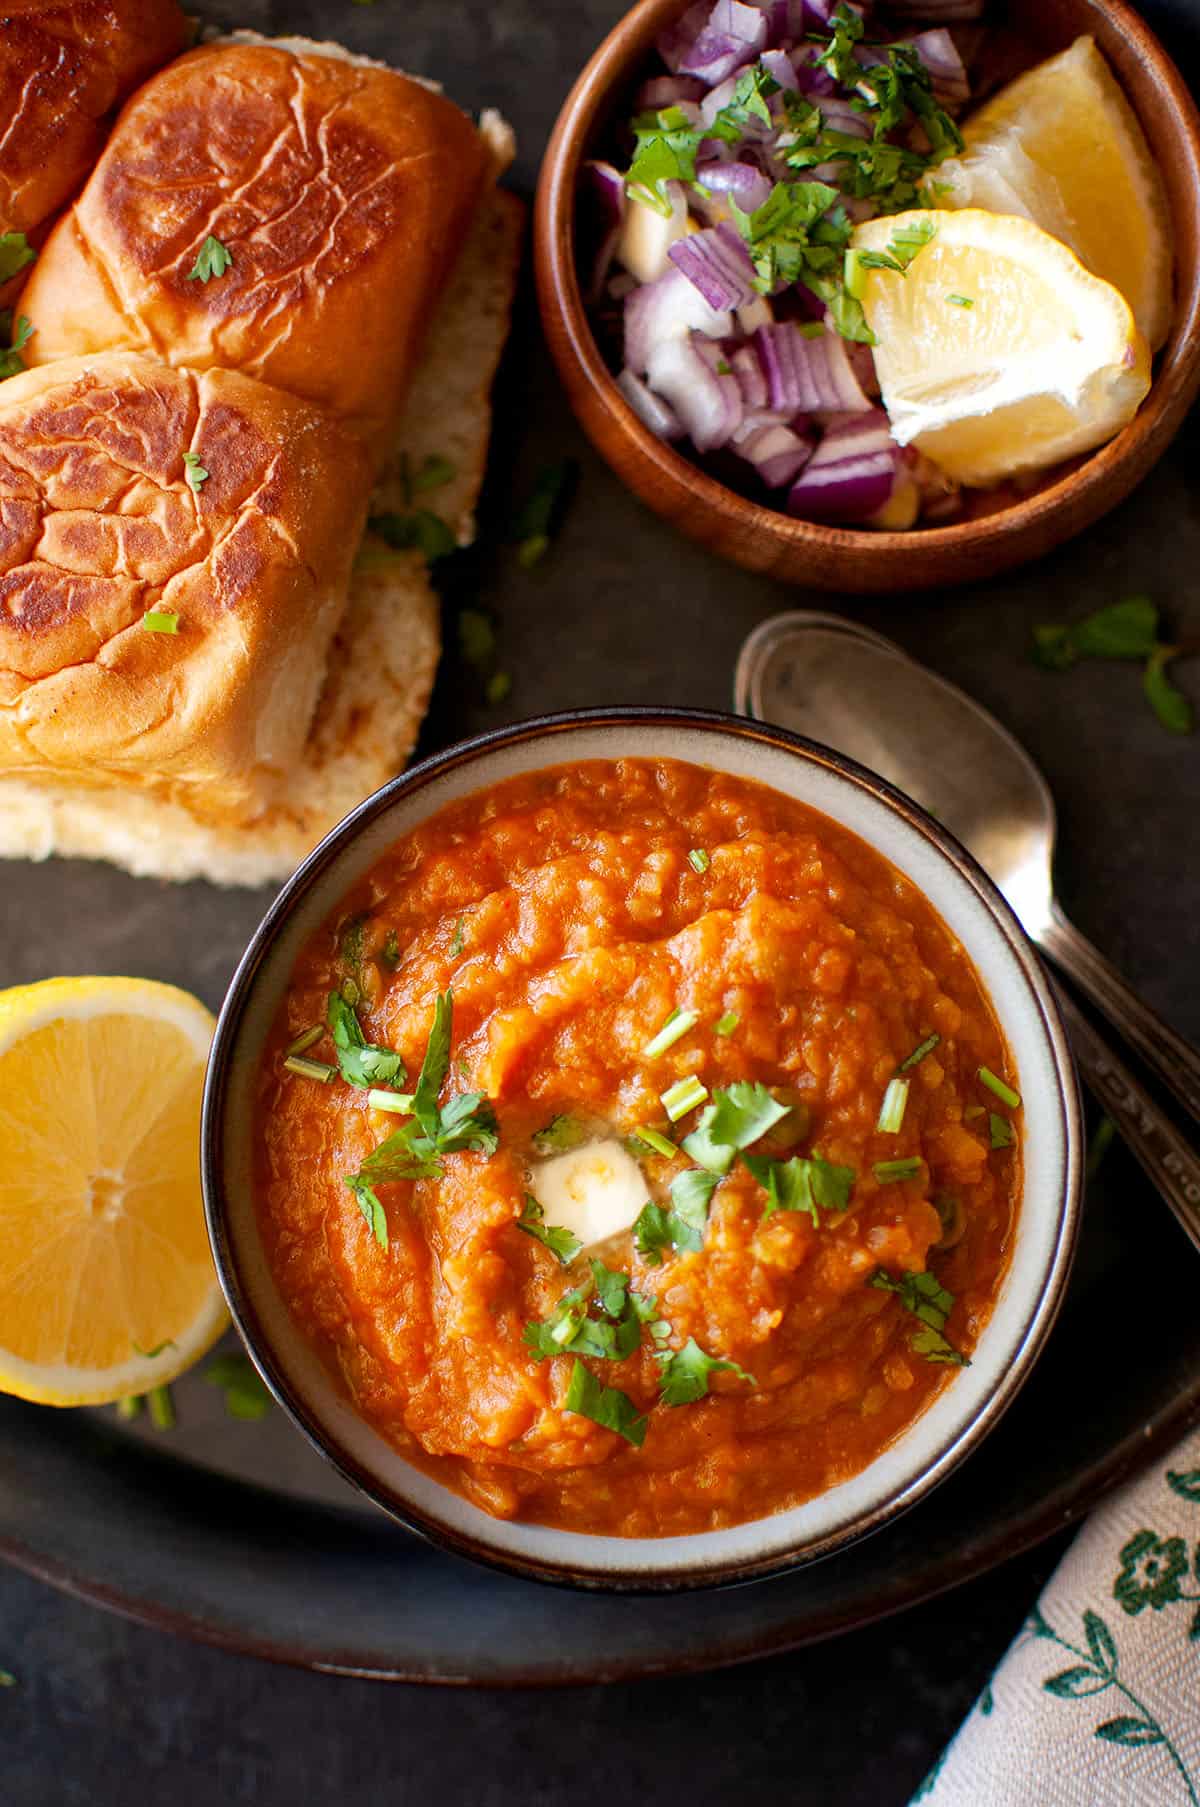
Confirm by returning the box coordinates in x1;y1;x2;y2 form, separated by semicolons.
851;208;1151;487
0;976;227;1405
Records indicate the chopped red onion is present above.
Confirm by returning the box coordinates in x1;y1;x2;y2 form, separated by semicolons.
581;160;626;302
813;94;872;138
760;47;800;91
787;410;900;522
791;45;838;97
669;221;757;311
754;322;873;413
905;29;970;105
635;75;708;109
618;368;685;440
737;293;774;334
624;265;735;374
646;333;744;451
694;158;773;214
662;0;768;84
731;343;769;409
735;420;815;488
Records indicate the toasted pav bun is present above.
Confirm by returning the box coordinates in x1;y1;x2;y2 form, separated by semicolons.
0;0;189;241
0;353;372;826
21;39;497;463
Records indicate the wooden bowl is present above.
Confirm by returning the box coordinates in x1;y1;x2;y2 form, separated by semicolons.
534;0;1200;593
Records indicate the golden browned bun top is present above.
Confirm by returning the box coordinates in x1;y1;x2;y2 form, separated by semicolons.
21;41;494;462
0;0;189;240
0;353;372;822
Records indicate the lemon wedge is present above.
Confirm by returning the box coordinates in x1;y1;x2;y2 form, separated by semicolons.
930;36;1173;352
0;976;228;1406
851;209;1151;487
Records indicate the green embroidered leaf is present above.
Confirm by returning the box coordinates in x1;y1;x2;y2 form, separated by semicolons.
1043;1665;1111;1699
1027;1605;1054;1640
1167;1469;1200;1502
978;1681;994;1717
1190;1605;1200;1643
1095;1717;1163;1748
1083;1610;1118;1676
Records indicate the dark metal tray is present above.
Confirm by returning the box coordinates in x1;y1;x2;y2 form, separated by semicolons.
1;0;1198;1685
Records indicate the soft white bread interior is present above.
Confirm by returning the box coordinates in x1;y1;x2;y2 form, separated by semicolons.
0;187;524;886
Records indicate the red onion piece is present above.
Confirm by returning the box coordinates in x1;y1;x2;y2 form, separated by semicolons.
905;29;970;104
624;265;735;374
662;0;768;85
791;45;838;97
735;421;815;488
754;323;873;414
646;332;744;451
787;411;900;522
581;160;626;303
813;94;872;138
669;221;757;311
694;158;773;214
618;368;685;440
731;343;769;410
635;75;708;109
760;47;800;91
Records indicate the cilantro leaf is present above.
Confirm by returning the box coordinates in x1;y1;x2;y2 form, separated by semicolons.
656;1336;755;1406
533;1114;588;1154
182;450;208;493
412;991;454;1136
743;1152;855;1224
1145;646;1194;735
524;1287;615;1360
1032;597;1159;668
204;1353;272;1420
633;1167;719;1266
326;991;406;1090
590;1259;630;1319
633;1200;675;1267
369;510;457;562
517;1194;582;1266
0;232;36;285
187;235;233;282
347;1176;390;1249
682;1082;790;1172
412;453;457;493
0;314;34;380
870;1268;968;1366
564;1360;647;1446
512;460;577;568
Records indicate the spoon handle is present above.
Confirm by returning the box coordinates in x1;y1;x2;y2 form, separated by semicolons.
1055;985;1200;1255
1041;904;1200;1126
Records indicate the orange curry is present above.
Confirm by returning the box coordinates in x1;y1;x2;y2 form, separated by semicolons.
255;758;1020;1536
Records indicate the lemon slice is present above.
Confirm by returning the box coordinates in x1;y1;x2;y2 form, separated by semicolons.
0;976;228;1405
851;209;1151;487
930;37;1173;351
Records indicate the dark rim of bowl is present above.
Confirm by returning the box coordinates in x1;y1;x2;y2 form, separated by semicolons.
201;706;1084;1594
534;0;1200;559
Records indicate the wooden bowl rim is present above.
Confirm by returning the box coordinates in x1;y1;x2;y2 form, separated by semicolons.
534;0;1200;564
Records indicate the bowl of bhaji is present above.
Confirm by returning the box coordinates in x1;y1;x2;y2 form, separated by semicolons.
533;0;1200;591
202;710;1083;1589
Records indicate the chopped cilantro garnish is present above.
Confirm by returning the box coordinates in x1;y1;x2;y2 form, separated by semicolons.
187;235;233;282
348;1176;389;1248
458;607;495;670
898;1034;940;1072
449;916;466;959
512;461;577;568
0;314;34;379
486;670;513;706
326;991;406;1090
1145;646;1194;735
626;105;704;212
590;1258;631;1319
978;1066;1020;1110
182;450;208;493
656;1336;755;1406
714;1011;740;1037
644;1007;699;1059
142;610;179;634
147;1384;176;1430
205;1353;272;1420
743;1152;855;1224
989;1112;1016;1151
0;232;36;284
0;1669;15;1688
369;509;457;563
533;1114;589;1155
634;1166;720;1265
380;929;401;970
412;453;457;493
283;1054;336;1082
682;1081;790;1173
871;1267;968;1366
687;848;711;874
517;1194;582;1266
947;292;974;308
564;1359;647;1445
285;1026;323;1057
1032;597;1193;737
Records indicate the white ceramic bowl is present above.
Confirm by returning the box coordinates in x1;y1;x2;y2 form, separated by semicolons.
202;709;1083;1590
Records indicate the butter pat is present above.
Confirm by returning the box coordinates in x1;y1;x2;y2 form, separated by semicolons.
529;1140;647;1249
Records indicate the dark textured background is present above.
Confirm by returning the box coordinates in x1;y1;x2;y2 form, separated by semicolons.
3;0;1200;1798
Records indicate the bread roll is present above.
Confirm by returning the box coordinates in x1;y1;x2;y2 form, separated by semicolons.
0;353;372;825
0;0;189;241
20;39;498;463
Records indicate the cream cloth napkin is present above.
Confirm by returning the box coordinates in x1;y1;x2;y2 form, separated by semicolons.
912;1427;1200;1806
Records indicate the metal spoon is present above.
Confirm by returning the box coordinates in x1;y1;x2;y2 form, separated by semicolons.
735;611;1200;1252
